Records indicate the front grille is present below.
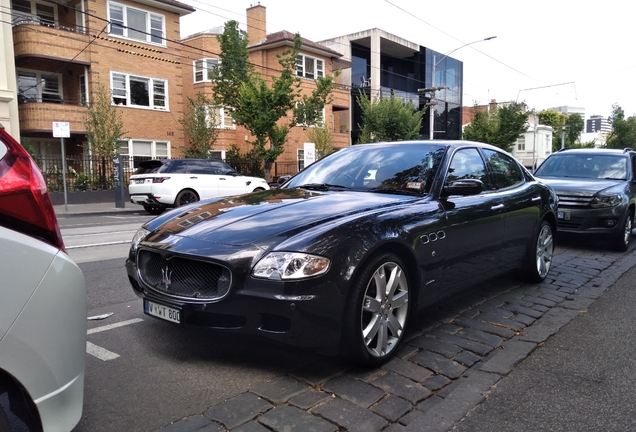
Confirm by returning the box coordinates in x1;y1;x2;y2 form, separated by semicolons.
137;249;232;301
556;193;593;208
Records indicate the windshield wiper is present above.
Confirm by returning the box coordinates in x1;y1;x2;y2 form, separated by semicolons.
367;187;422;196
297;183;352;191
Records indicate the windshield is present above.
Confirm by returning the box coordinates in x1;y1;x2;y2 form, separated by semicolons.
535;154;628;180
286;143;447;194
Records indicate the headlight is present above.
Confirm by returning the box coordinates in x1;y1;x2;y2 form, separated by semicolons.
131;227;150;251
252;252;330;280
590;194;622;208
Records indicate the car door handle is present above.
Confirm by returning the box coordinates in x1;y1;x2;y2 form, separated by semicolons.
491;204;504;211
190;176;197;179
219;178;226;181
531;196;541;202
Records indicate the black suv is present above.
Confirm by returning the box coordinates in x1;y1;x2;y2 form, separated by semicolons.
534;148;636;251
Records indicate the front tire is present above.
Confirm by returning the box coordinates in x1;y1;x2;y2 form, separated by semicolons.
610;210;633;252
342;252;410;366
522;219;554;283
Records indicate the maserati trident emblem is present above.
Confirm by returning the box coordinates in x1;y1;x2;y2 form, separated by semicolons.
161;266;173;289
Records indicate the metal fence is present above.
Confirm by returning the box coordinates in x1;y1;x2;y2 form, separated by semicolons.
33;154;297;192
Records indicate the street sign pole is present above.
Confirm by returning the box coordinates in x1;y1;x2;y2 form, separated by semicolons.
53;122;70;212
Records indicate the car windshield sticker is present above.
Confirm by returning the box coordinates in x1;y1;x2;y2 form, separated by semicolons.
406;182;423;190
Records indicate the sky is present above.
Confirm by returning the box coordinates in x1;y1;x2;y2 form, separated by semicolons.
177;0;636;120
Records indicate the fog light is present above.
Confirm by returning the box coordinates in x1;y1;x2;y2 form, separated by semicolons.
605;219;617;227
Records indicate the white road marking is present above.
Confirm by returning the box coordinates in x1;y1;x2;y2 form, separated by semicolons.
86;318;144;360
67;240;131;249
87;342;120;361
88;318;143;334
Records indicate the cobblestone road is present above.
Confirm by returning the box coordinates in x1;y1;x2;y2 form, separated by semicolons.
157;238;636;432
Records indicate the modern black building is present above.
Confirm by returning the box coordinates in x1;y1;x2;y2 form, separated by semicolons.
319;28;463;143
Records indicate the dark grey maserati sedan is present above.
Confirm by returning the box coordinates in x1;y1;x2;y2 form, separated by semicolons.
126;141;557;365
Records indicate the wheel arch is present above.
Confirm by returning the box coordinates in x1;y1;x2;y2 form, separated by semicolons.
0;369;42;430
174;188;200;206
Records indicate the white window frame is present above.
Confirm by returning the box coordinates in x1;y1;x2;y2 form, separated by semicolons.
297;148;305;171
193;58;220;83
296;54;324;80
17;68;63;103
208;150;226;160
118;139;170;171
11;0;57;26
517;136;526;151
110;71;168;111
295;102;325;127
207;106;235;129
107;1;165;46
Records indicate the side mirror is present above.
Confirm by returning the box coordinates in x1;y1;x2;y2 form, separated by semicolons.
442;178;484;197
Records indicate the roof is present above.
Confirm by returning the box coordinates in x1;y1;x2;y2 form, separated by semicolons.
248;30;344;59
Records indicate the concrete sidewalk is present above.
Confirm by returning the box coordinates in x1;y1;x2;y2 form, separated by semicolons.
53;202;145;218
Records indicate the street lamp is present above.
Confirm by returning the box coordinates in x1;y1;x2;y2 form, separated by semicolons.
420;36;496;140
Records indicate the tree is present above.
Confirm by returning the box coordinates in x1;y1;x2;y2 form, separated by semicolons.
606;104;636;149
178;92;220;158
463;102;529;153
565;113;584;147
84;82;126;157
213;21;336;180
356;91;424;143
306;123;334;158
538;109;567;151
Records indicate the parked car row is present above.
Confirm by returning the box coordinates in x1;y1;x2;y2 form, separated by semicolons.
4;129;634;429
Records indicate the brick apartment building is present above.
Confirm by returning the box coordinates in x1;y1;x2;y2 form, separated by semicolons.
6;0;350;180
180;4;350;176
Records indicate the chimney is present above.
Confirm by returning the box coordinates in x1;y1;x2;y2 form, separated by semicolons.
246;4;266;45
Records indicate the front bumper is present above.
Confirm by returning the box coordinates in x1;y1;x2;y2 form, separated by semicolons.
125;258;345;350
556;205;627;235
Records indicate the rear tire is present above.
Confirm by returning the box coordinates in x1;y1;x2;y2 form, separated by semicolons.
341;252;410;366
609;211;633;252
142;204;166;215
175;189;199;207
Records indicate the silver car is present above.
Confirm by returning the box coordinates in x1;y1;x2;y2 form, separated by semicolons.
0;125;86;431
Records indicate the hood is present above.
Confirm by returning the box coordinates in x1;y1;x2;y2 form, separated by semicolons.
536;177;624;196
143;188;417;246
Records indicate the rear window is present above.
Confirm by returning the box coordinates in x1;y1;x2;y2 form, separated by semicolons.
134;160;163;174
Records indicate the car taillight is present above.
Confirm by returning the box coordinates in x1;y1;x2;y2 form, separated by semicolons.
0;127;65;251
152;177;170;183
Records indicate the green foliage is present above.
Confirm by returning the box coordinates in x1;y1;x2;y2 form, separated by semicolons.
463;102;529;152
84;82;127;157
538;109;566;151
68;166;91;191
179;92;220;158
213;21;336;180
565;113;584;147
224;144;264;177
306;123;334;158
606;104;636;149
356;91;424;143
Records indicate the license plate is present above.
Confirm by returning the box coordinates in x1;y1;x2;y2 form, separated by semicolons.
144;300;180;324
557;211;571;220
135;179;146;184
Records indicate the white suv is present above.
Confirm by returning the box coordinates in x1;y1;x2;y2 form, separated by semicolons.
0;125;86;431
129;159;270;214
